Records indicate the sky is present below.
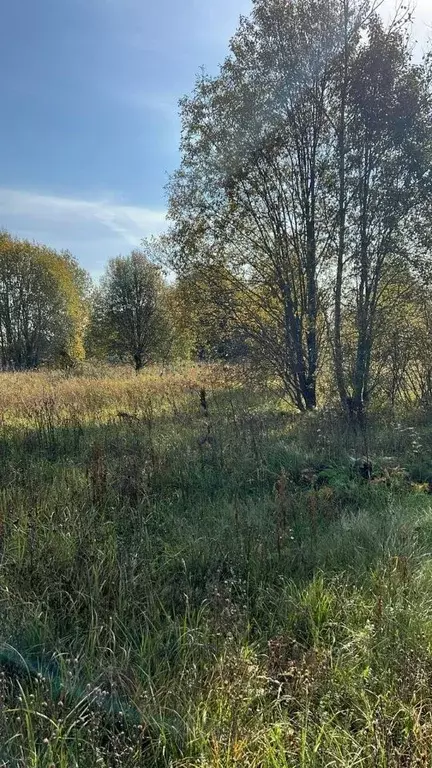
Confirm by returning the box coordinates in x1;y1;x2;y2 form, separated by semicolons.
0;0;430;279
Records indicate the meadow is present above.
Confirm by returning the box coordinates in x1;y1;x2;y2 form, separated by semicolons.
1;364;432;766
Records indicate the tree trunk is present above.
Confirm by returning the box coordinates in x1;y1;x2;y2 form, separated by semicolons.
134;352;144;373
282;282;316;410
305;184;318;410
334;0;349;410
350;136;372;424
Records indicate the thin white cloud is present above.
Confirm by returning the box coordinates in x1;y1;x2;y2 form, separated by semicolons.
0;188;167;276
0;188;166;247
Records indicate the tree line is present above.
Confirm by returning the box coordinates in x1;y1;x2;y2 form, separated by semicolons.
0;233;175;371
2;0;432;419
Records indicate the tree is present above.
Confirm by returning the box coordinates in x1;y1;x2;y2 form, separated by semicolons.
331;15;432;421
88;249;170;371
172;267;249;361
0;232;88;369
168;0;432;413
168;0;363;409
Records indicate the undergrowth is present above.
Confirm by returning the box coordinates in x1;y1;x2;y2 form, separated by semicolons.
0;365;432;766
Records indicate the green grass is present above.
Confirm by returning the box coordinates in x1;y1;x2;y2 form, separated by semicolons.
1;366;432;765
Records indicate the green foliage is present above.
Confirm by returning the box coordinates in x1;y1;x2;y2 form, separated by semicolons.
0;231;88;368
172;268;249;361
86;247;173;370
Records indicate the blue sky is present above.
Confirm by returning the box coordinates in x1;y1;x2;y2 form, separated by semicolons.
0;0;430;278
0;0;251;276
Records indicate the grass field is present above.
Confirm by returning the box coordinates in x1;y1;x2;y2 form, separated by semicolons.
2;364;432;766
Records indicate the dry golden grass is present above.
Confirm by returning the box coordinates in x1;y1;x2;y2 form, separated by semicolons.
0;362;234;427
